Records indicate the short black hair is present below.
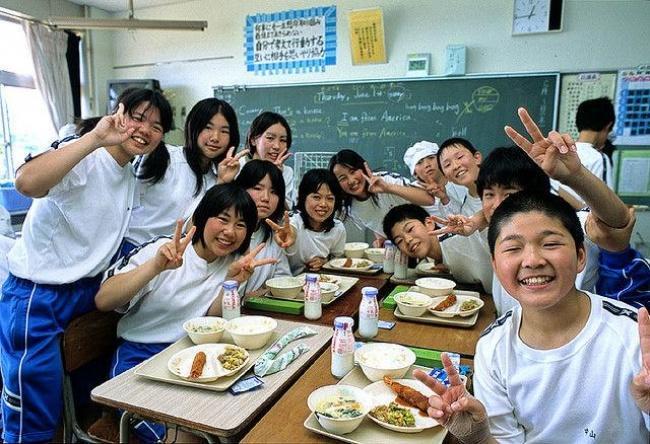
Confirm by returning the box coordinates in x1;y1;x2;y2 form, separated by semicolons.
488;191;584;256
296;168;343;232
576;97;615;132
191;183;258;255
245;111;292;155
477;146;550;197
383;204;429;243
184;98;240;196
234;159;286;242
437;137;478;171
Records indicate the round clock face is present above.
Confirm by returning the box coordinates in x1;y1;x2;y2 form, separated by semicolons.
512;0;550;34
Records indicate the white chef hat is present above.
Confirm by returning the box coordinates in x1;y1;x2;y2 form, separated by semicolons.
403;141;439;176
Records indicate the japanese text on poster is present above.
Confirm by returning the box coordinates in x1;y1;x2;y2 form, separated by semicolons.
348;8;386;65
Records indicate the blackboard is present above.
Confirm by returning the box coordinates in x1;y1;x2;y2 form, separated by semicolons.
215;74;558;176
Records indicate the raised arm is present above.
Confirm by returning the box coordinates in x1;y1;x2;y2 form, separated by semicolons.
16;104;133;198
362;162;435;206
631;307;650;413
95;222;195;311
505;108;629;229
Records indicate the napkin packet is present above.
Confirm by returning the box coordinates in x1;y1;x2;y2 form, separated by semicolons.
254;326;316;377
427;352;471;386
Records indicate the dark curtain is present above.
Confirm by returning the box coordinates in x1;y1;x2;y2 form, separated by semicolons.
65;31;81;119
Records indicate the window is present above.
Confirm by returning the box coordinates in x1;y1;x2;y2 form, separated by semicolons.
0;18;56;180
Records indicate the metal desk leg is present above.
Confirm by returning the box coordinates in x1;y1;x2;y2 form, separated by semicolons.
120;411;133;443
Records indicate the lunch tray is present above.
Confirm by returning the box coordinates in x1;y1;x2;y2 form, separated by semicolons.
303;365;447;444
322;259;382;275
389;266;453;285
264;274;359;306
391;287;481;328
134;333;276;392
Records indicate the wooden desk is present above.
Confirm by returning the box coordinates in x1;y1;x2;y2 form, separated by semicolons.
91;319;333;441
243;275;391;326
357;295;496;358
241;348;471;444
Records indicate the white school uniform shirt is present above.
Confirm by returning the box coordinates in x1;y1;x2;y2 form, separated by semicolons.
348;172;412;237
286;213;346;275
241;227;291;293
475;292;649;443
238;156;295;209
7;147;135;284
126;145;217;245
491;210;600;316
107;237;234;344
562;142;614;203
439;230;493;292
412;180;466;219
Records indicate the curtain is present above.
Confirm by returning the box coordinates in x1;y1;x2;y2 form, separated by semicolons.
22;22;74;133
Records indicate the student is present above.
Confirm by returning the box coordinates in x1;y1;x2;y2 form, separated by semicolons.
286;169;346;274
329;149;434;247
0;88;172;444
240;112;295;208
234;160;294;293
95;184;273;442
403;140;465;218
123;98;243;255
415;191;650;443
436;137;483;216
561;97;616;204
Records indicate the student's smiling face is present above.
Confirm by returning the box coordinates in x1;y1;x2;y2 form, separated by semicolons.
197;112;230;162
439;145;481;187
252;123;288;162
122;102;164;157
199;206;248;261
492;211;586;310
332;164;368;199
246;174;280;220
482;184;523;223
305;183;335;228
390;218;434;259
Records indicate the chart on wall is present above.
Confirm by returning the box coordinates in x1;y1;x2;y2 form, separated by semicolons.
614;67;650;145
559;72;617;139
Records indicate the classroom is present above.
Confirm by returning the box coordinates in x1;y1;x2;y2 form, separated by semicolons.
0;0;648;443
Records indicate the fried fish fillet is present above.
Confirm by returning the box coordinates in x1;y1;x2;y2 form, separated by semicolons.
383;376;429;413
432;293;457;311
190;351;207;379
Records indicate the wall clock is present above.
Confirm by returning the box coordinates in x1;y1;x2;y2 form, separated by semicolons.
512;0;564;35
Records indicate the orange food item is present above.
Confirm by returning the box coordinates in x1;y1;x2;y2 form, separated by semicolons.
432;293;457;311
383;376;429;413
343;257;353;267
190;351;207;379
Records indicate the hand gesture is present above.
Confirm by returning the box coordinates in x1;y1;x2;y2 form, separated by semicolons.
271;148;291;171
217;147;248;184
227;243;279;283
266;211;296;249
427;215;477;237
154;220;196;272
632;307;650;413
361;162;389;194
373;235;386;248
413;353;490;440
306;256;327;271
90;103;135;148
504;108;581;183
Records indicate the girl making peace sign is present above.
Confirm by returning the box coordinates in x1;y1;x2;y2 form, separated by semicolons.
0;88;172;443
95;184;275;443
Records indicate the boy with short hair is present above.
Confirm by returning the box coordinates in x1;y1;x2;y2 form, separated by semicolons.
414;191;650;443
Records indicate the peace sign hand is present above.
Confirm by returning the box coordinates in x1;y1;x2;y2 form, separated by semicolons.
90;103;135;148
217;147;248;184
272;148;291;171
421;180;449;201
361;162;388;194
227;242;279;283
266;211;297;249
632;307;650;413
413;353;490;440
427;215;477;237
504;108;581;183
154;220;196;272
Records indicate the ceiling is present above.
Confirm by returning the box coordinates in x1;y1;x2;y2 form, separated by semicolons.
65;0;195;13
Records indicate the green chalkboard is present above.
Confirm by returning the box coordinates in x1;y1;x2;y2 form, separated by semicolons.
214;74;558;176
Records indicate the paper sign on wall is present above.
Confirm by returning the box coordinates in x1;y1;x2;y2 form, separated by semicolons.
614;66;650;145
348;8;386;65
559;72;617;139
245;6;337;75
